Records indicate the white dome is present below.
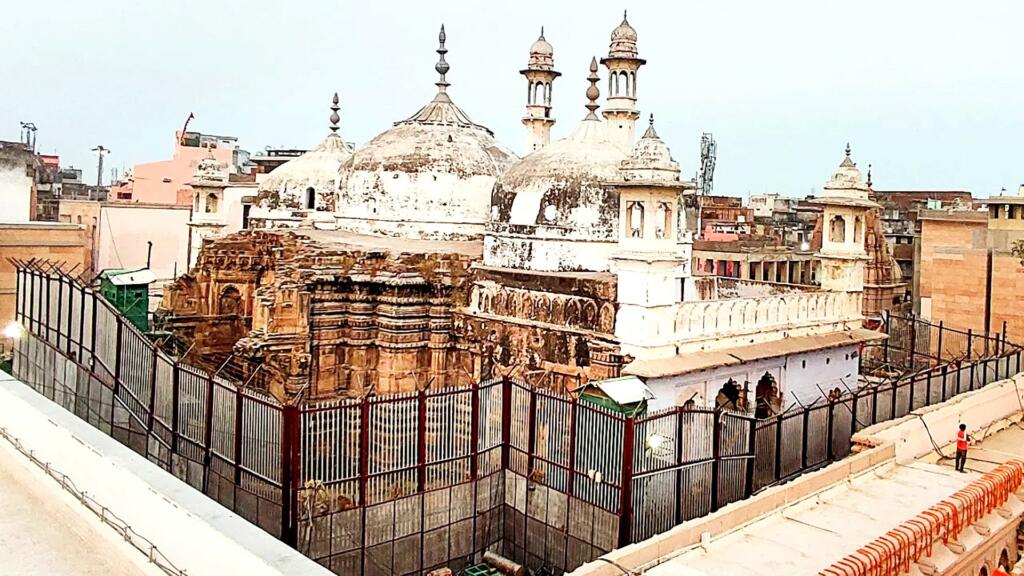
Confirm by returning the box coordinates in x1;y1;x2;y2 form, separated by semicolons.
823;144;870;200
620;117;680;182
486;119;627;272
258;133;352;211
608;12;639;58
334;26;516;240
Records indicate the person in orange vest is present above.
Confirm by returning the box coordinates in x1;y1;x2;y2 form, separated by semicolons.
993;565;1009;576
955;423;971;473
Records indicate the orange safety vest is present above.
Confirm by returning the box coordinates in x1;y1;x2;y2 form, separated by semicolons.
956;430;968;451
993;567;1009;576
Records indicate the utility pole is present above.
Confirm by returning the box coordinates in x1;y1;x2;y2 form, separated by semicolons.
91;146;110;187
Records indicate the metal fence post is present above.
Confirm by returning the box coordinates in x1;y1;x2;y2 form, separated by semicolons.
469;382;479;482
744;415;757;498
147;349;158;433
908;317;917;370
417;389;427;492
500;376;512;470
969;358;977;391
826;401;836;462
967;329;973;360
233;387;244;485
171;365;180;454
710;411;722;512
924;371;932;407
909;373;917;412
201;373;215;493
567;398;578;499
111;318;124;425
773;415;783;482
619;415;636;547
955;360;963;395
280;404;300;547
800;408;810;470
1002;321;1008;355
936;320;944;362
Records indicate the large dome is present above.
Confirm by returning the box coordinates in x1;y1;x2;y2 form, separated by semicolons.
485;119;627;272
334;26;515;240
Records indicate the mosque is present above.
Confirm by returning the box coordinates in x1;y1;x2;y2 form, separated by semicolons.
158;15;884;414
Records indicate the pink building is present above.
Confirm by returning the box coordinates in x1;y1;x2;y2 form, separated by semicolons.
111;131;241;205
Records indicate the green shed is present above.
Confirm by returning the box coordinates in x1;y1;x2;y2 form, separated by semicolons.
575;375;656;417
98;268;155;332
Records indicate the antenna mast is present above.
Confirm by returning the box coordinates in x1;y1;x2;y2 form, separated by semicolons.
697;132;716;197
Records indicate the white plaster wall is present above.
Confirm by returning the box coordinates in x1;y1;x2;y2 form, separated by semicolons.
336;171;495;239
0;162;33;222
97;205;190;281
645;344;860;411
483;234;617;272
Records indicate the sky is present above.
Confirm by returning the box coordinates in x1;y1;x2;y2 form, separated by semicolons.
3;0;1022;198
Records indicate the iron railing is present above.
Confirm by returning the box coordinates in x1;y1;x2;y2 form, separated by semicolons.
8;262;1023;575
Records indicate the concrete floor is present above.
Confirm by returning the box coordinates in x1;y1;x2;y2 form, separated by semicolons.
0;438;148;576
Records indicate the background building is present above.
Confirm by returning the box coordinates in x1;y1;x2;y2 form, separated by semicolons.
918;188;1024;345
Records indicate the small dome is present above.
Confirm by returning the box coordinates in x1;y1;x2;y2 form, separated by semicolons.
608;11;638;58
527;28;554;70
258;133;353;210
824;143;870;198
191;150;228;187
620;115;680;182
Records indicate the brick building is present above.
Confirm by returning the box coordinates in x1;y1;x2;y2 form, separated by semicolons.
918;189;1024;345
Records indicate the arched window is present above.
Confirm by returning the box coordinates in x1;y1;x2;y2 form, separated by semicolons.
656;202;673;239
715;379;744;413
626;201;644;238
979;566;988;576
76;215;82;224
755;372;781;419
193;193;200;212
620;71;629;95
305;187;315;209
853;216;863;243
998;549;1009;571
218;286;241;315
630;71;637;96
829;215;846;243
205;193;218;213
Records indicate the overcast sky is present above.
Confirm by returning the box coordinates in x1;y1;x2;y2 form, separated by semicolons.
3;1;1022;198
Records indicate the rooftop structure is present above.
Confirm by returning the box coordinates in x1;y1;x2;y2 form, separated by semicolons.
571;364;1024;576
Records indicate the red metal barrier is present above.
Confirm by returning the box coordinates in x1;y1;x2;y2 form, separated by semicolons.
819;460;1024;576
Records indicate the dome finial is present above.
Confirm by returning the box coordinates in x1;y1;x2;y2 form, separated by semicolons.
642;113;658;139
435;24;450;94
866;163;873;188
539;26;545;40
585;57;600;120
329;92;341;134
840;142;856;168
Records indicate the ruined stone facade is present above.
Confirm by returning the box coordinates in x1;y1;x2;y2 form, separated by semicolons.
159;228;625;401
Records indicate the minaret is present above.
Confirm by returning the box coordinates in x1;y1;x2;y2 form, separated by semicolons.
520;27;560;153
611;114;690;360
600;11;646;151
812;144;878;297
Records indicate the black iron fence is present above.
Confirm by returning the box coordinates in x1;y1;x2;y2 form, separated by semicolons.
7;262;1023;575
